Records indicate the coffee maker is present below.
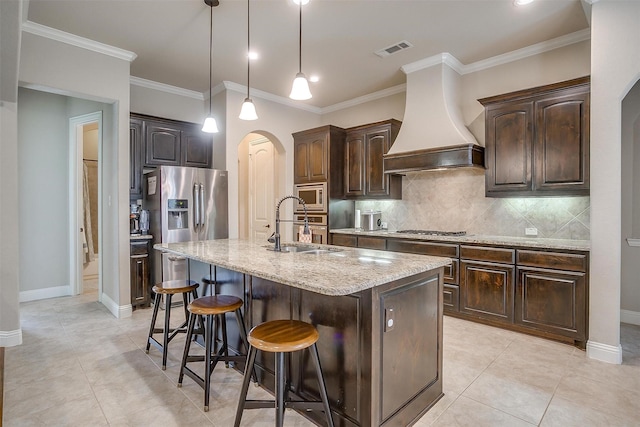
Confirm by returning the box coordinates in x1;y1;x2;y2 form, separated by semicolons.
130;204;140;235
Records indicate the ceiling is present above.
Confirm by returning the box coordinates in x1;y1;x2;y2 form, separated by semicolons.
25;0;590;109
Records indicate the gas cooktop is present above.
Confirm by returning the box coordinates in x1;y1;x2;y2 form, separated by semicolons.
396;230;467;237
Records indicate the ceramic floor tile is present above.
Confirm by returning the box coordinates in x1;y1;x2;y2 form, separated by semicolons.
414;391;459;426
540;395;637;427
430;395;535;427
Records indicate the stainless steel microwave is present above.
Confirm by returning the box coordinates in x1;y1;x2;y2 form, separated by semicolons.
294;182;327;212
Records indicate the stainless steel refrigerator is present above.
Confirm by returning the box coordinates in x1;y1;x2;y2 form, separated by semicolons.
143;166;228;286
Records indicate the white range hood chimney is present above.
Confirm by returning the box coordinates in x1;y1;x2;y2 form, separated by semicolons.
384;53;484;173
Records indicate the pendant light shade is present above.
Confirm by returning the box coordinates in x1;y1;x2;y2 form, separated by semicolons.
290;72;312;100
289;0;312;100
239;98;258;120
239;0;258;120
202;0;219;133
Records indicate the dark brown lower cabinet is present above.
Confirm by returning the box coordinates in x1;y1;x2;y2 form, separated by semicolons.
130;240;150;309
460;260;515;324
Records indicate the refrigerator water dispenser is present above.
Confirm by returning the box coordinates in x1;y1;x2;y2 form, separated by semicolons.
167;199;189;230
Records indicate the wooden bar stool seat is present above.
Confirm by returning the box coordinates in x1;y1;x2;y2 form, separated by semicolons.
234;320;334;427
145;279;199;370
178;295;256;412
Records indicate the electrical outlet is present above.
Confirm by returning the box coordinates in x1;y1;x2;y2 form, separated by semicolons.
525;227;538;236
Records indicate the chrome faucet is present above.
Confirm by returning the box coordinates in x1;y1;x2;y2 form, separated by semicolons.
271;195;310;251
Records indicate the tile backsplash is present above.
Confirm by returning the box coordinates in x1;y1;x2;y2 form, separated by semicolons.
355;168;590;240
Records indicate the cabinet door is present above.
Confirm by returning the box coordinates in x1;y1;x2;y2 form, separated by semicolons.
144;123;181;166
460;260;514;324
534;90;589;195
365;129;390;196
293;131;329;183
182;125;212;168
485;102;533;196
344;132;365;196
293;141;310;184
129;119;143;200
330;233;357;247
516;267;586;342
130;254;149;307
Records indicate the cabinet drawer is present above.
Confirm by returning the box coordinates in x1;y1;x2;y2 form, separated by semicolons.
460;245;515;264
443;284;459;312
357;236;386;250
130;241;149;255
517;250;587;272
331;234;357;247
386;239;458;258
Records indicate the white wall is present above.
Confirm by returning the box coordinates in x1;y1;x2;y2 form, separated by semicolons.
19;31;132;317
130;84;205;123
621;81;640;322
320;92;406;128
588;0;640;363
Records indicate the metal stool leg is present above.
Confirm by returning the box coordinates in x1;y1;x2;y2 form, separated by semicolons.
309;343;334;427
275;352;286;427
204;314;214;411
161;294;173;370
221;314;230;368
235;309;258;384
146;292;161;353
178;311;197;387
234;346;257;427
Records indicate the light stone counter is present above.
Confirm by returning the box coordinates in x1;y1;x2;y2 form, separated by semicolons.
155;238;451;296
331;228;591;251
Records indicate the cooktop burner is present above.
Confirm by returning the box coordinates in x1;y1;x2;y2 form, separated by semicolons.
396;230;467;237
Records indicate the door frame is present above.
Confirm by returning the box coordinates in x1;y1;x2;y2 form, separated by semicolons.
69;111;103;297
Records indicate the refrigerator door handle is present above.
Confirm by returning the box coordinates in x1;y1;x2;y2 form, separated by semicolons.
193;183;200;233
199;183;205;233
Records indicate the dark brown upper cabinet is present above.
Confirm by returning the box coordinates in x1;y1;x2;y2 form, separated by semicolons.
292;126;346;197
130;113;212;201
344;119;402;199
479;77;590;197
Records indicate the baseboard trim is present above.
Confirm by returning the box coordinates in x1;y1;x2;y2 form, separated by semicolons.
586;340;623;364
19;286;71;302
100;292;132;319
621;309;640;326
0;329;23;347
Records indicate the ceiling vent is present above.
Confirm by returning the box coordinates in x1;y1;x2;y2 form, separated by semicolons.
375;40;413;58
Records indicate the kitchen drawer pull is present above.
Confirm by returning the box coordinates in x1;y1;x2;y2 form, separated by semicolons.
168;255;186;262
130;254;148;259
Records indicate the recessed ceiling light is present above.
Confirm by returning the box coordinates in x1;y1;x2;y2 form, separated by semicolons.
248;51;259;60
513;0;534;5
292;0;309;5
309;75;319;83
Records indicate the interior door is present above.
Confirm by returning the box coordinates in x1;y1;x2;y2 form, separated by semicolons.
250;139;275;241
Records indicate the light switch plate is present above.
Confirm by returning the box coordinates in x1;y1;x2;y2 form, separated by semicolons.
525;227;538;236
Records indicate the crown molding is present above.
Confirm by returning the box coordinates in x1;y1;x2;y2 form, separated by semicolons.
223;81;323;114
130;76;204;100
400;29;590;76
321;84;407;114
21;21;137;62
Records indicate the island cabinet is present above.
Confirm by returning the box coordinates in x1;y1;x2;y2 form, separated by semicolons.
292;125;346;186
479;76;590;197
344;120;402;199
459;246;516;325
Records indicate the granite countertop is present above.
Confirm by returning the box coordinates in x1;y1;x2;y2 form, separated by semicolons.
130;234;153;241
155;239;451;296
331;228;591;251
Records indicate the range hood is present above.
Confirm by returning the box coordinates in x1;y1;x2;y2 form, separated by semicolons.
384;54;485;173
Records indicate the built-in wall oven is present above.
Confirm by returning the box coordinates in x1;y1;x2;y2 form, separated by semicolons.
294;182;327;212
293;213;328;245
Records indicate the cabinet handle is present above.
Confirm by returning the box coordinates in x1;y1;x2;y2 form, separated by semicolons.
130;254;148;259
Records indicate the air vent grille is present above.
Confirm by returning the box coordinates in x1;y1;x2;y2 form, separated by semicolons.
375;40;413;58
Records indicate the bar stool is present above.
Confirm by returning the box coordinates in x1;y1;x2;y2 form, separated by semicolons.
178;295;256;412
201;274;216;296
234;320;334;427
146;279;199;370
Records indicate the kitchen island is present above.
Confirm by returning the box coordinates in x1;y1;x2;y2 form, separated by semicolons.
156;238;451;427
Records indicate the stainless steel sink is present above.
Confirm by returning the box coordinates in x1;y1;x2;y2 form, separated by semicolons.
266;244;343;254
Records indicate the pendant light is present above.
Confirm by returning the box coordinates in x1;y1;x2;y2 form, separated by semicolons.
239;0;258;120
202;0;219;133
289;0;312;100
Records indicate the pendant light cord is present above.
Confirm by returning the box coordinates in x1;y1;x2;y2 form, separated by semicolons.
247;0;250;99
298;1;302;73
209;4;213;115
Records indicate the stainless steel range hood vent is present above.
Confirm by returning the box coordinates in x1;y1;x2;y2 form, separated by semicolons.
384;54;485;173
